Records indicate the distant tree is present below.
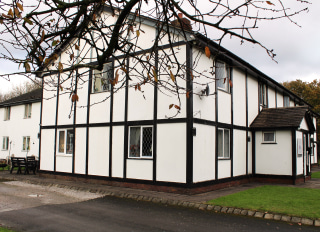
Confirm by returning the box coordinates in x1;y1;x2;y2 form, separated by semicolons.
283;79;320;142
0;79;41;102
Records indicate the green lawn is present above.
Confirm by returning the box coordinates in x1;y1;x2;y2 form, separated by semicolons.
0;227;15;232
207;185;320;219
312;171;320;179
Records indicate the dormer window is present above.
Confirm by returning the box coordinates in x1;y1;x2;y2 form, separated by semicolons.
215;60;230;92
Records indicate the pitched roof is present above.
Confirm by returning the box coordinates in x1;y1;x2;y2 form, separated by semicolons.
0;88;42;107
250;106;315;132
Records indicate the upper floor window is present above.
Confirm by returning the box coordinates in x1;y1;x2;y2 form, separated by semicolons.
92;63;113;93
215;60;230;92
218;128;230;159
2;136;9;151
259;83;267;107
58;129;74;154
22;136;30;151
262;131;276;143
283;96;290;107
4;107;10;121
129;126;153;158
24;103;32;118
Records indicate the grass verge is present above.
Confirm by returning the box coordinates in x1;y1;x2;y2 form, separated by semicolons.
312;171;320;179
207;185;320;219
0;227;15;232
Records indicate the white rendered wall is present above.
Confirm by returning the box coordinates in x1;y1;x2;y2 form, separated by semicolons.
39;129;55;171
157;47;187;119
89;92;111;123
233;130;247;176
299;118;308;131
193;123;215;182
42;78;57;126
156;123;186;183
247;76;259;125
56;155;73;173
192;48;215;121
256;131;292;175
74;128;87;174
232;69;246;127
127;159;153;180
296;131;304;175
290;100;295;107
57;73;74;125
218;160;231;179
111;126;124;178
0;102;41;159
268;88;276;108
277;93;284;107
218;91;231;124
88;127;109;176
75;68;89;125
113;61;127;123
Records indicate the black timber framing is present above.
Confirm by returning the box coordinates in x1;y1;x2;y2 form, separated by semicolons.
186;42;193;185
53;73;61;172
245;69;249;176
230;63;234;178
38;80;44;166
123;57;129;179
152;41;158;182
109;61;114;178
72;70;78;174
85;69;92;175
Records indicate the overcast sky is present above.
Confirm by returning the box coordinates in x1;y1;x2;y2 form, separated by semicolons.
0;1;319;94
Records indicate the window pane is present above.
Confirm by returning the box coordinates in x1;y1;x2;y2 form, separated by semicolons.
59;131;65;153
264;132;275;142
23;137;26;151
216;61;226;89
142;127;152;157
66;130;74;154
218;129;223;157
284;96;290;107
93;70;103;92
129;127;141;157
224;129;230;158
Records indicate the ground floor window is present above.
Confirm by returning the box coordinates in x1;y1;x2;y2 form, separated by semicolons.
58;129;74;154
2;136;9;150
129;126;153;158
218;128;230;159
22;136;30;151
262;131;276;143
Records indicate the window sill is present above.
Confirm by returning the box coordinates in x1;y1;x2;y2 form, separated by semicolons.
127;157;153;160
261;142;277;145
218;158;231;160
56;154;72;157
91;90;111;94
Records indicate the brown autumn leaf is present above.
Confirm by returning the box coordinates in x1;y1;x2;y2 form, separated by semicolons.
109;79;116;86
205;46;211;58
24;62;31;72
52;40;59;46
147;73;151;81
8;9;14;18
229;79;233;88
14;8;21;18
2;13;11;19
58;62;63;73
71;93;79;102
75;44;79;50
70;53;74;61
17;3;24;11
115;69;119;84
152;67;158;82
40;30;45;43
24;17;33;25
136;30;140;37
169;104;174;109
186;91;190;99
170;70;175;82
129;25;134;33
120;66;127;73
92;13;96;22
38;56;43;62
59;85;63;91
190;71;194;80
174;105;181;110
266;1;274;5
0;18;3;24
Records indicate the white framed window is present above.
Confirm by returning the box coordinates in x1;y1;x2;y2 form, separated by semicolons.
2;137;9;151
24;103;32;118
58;129;74;154
215;60;230;92
129;126;153;158
22;136;30;151
4;107;10;121
218;128;230;159
92;63;113;93
283;96;290;107
259;83;267;107
263;131;276;143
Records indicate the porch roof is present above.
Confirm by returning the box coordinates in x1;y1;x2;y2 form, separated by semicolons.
250;106;315;132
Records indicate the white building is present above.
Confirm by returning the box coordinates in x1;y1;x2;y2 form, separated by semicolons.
39;6;318;193
0;89;42;161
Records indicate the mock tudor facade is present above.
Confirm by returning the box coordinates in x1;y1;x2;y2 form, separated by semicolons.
38;6;317;193
0;88;42;161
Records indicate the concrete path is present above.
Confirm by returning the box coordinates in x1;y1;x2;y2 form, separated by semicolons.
1;166;320;226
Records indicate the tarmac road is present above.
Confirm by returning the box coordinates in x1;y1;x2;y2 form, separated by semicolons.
0;180;319;232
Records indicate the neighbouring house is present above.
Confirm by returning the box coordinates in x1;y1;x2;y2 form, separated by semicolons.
0;88;42;161
38;6;318;194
